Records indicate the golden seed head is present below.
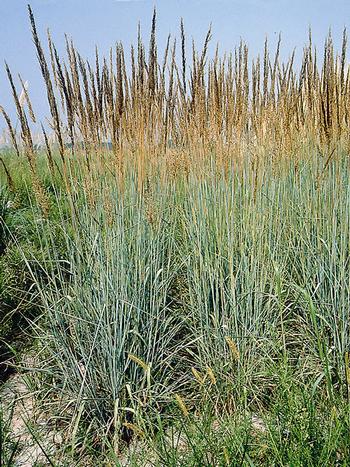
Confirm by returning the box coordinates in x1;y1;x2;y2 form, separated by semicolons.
206;366;217;385
225;336;240;360
128;353;150;372
191;367;204;385
175;394;189;417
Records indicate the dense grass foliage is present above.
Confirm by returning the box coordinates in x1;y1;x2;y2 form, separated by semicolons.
1;5;350;465
1;153;344;464
0;157;67;382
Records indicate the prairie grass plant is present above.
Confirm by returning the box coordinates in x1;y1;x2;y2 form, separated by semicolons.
1;4;350;464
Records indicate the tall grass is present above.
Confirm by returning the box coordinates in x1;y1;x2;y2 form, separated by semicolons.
24;175;186;445
1;4;350;463
1;6;349;194
180;155;350;406
17;153;349;456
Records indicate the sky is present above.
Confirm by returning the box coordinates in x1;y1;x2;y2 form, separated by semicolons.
0;0;349;129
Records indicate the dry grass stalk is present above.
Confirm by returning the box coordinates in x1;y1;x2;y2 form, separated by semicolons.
1;9;349;187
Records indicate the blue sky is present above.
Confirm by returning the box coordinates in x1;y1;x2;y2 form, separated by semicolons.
0;0;349;126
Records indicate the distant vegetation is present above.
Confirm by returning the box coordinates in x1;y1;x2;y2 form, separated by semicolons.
0;5;350;465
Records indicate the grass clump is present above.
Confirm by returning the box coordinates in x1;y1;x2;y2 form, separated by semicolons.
26;177;185;449
18;155;350;464
0;4;350;465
